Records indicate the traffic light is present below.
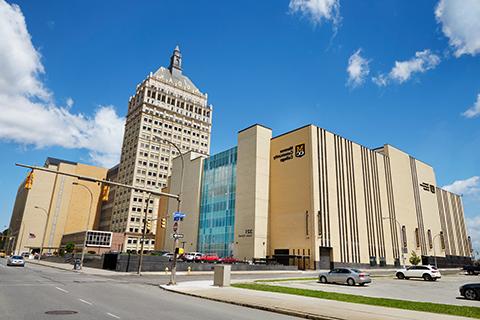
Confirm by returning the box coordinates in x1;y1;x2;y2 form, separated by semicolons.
146;220;152;233
24;171;34;190
160;218;166;229
101;185;110;201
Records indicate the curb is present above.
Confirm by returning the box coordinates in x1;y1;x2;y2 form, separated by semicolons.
159;285;341;320
28;260;80;273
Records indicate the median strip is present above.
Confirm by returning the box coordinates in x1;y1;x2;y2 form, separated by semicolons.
232;283;480;319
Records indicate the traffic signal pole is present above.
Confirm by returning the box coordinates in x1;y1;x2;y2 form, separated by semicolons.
138;192;152;275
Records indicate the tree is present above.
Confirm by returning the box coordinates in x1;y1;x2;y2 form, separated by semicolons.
65;242;75;253
409;251;421;265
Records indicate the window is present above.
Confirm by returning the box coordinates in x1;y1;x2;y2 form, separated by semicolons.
427;229;433;249
415;228;420;248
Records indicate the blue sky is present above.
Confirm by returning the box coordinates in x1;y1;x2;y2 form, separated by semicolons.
0;0;479;252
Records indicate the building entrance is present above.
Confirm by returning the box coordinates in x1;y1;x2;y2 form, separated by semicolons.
319;247;332;270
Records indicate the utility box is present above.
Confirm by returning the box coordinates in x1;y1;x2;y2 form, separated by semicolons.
213;265;231;287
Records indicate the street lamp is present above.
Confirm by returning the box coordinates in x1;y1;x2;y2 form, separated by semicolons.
382;217;406;269
34;206;49;260
72;182;93;269
153;135;185;285
432;232;443;269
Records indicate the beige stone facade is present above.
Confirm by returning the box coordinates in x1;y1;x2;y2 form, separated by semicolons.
111;47;212;252
156;124;471;268
8;158;107;254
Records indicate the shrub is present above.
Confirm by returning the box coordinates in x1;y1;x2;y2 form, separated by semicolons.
65;242;75;253
409;251;421;265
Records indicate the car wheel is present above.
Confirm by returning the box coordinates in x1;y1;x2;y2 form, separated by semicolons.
347;278;355;286
359;283;365;286
467;270;473;275
423;274;432;281
319;276;328;284
396;272;405;280
464;289;478;301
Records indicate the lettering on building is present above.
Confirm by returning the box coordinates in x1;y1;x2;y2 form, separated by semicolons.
419;182;436;194
273;143;306;163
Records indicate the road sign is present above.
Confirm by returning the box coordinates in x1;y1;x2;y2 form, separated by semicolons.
173;222;178;232
171;233;184;239
173;211;186;221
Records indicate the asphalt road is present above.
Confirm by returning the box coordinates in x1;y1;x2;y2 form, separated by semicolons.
0;259;300;320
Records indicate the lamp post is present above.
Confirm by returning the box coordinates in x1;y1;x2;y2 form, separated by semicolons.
72;182;93;269
432;233;442;269
382;217;406;268
154;136;184;286
34;206;49;260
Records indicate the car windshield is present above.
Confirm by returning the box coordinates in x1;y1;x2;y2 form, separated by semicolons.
430;266;438;270
12;256;23;259
351;269;362;273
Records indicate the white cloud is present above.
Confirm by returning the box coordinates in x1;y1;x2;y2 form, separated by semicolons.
66;97;74;109
462;94;480;119
346;49;369;88
443;176;479;196
289;0;341;29
435;0;480;57
373;50;440;86
0;1;124;168
466;216;480;257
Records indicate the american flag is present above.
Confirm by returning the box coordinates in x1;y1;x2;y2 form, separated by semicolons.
29;233;36;239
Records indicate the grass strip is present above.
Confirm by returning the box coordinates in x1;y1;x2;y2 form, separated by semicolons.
232;283;480;319
254;277;317;283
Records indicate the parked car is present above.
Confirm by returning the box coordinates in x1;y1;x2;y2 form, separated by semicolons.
197;254;220;264
7;255;25;267
396;265;441;281
460;283;480;300
220;256;240;264
463;265;480;275
0;250;6;258
183;252;203;262
162;252;175;261
319;268;371;286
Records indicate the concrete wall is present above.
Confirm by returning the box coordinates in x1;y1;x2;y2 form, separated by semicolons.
234;125;272;260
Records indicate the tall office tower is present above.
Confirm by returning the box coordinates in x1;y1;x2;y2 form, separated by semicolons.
111;46;212;252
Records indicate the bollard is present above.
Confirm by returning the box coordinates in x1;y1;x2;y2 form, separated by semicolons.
165;267;169;275
213;265;231;287
187;266;191;275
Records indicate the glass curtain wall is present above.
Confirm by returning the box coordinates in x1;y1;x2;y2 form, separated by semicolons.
198;147;237;257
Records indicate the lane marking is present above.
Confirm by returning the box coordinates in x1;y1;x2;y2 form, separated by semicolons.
55;286;69;293
107;312;120;319
79;299;93;305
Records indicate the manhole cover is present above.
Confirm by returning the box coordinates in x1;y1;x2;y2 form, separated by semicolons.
45;310;78;315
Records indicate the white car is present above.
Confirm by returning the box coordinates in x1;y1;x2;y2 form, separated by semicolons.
396;265;441;281
7;255;25;267
183;252;203;262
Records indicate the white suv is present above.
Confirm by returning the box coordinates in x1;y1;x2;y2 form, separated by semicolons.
396;265;441;281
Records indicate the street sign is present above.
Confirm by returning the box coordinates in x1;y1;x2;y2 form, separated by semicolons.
171;233;184;239
173;222;178;232
173;211;186;221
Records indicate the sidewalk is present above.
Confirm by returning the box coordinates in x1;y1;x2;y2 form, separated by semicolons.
27;259;127;276
160;280;473;320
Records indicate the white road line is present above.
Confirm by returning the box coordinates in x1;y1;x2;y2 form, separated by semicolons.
107;312;120;319
55;286;69;293
79;299;93;305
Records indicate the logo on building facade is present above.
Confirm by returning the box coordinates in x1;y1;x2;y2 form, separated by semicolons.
295;144;305;158
420;182;435;194
273;143;306;163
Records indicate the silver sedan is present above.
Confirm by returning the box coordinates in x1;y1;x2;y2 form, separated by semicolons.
319;268;371;286
7;255;25;267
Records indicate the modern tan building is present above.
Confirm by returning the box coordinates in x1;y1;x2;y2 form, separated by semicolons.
157;124;472;269
7;158;108;255
111;46;212;252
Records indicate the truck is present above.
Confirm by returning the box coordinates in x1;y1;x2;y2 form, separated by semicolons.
463;264;480;275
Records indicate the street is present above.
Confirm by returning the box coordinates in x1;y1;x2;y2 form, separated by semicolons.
0;259;299;320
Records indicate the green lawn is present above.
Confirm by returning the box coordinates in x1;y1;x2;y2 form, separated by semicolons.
254;277;317;283
232;283;480;319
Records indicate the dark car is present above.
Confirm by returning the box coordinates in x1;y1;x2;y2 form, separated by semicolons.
463;265;480;275
460;283;480;300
